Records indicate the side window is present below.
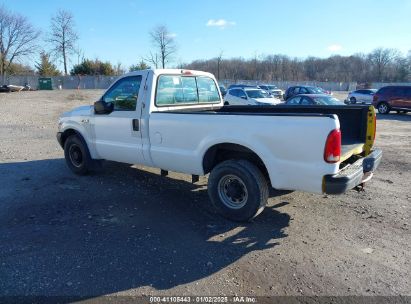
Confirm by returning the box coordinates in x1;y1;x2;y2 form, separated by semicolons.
103;76;142;111
299;87;309;94
238;89;247;98
230;89;239;97
287;96;301;104
393;87;405;97
293;87;300;94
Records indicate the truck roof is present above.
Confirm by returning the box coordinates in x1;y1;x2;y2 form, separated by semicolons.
124;69;215;78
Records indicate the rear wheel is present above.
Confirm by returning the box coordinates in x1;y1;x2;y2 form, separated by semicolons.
350;97;357;104
377;102;390;114
208;160;269;222
64;135;93;175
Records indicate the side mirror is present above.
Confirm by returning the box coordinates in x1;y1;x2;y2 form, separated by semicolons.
241;96;247;100
94;99;114;114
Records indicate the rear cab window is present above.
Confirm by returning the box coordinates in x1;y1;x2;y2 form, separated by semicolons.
155;75;221;107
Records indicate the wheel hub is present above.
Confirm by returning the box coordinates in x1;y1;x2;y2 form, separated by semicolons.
218;175;248;209
69;145;83;167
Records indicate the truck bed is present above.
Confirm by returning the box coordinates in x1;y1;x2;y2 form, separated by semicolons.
161;104;370;161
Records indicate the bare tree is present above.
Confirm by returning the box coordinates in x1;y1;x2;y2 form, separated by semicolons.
216;51;223;80
145;51;160;69
74;44;84;65
0;6;40;82
47;10;78;75
149;25;176;68
368;48;399;82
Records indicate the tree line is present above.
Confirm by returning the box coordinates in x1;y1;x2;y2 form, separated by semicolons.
184;49;411;83
1;4;410;83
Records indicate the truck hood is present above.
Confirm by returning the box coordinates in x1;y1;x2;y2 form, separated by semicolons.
252;98;282;105
270;89;283;93
62;105;93;117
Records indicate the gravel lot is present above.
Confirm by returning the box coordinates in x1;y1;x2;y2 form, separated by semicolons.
0;90;410;299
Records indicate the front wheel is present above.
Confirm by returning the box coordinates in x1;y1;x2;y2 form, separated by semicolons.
64;135;93;175
350;97;356;104
377;102;390;114
208;160;269;222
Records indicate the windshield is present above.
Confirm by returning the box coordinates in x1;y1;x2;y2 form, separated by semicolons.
246;89;269;99
267;85;278;90
312;96;343;105
308;87;325;94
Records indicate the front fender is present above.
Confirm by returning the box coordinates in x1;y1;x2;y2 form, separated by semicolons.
59;121;98;159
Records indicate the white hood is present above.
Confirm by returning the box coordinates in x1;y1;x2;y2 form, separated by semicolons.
62;105;93;117
251;98;282;105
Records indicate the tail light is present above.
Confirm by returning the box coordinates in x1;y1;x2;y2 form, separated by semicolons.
324;129;341;163
373;94;378;102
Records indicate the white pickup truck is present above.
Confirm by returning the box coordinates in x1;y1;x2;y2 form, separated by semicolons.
57;69;382;222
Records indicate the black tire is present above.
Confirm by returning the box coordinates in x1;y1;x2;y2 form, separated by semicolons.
224;101;230;106
350;97;356;104
208;159;269;222
64;134;93;175
377;102;390;114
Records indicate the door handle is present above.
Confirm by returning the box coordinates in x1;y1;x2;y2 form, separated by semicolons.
132;119;139;131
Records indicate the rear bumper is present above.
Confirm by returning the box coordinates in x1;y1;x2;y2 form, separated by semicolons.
323;149;382;194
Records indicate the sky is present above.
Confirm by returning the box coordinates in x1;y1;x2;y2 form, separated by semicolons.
3;0;411;70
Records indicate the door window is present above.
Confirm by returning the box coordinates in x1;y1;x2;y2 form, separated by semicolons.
103;76;142;111
238;89;247;99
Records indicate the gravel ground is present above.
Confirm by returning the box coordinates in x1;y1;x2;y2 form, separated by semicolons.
0;90;410;299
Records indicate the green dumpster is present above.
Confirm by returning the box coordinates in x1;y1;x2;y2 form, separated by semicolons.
38;78;53;90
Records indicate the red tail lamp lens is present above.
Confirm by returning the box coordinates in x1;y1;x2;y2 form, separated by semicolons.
324;129;341;163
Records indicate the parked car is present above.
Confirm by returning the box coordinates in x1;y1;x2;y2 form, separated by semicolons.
219;85;227;97
227;84;257;90
372;86;411;114
258;84;284;99
57;69;381;222
285;94;345;106
224;87;282;106
284;86;331;100
0;85;11;93
347;89;377;104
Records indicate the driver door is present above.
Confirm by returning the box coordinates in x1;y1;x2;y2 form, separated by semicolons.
92;74;146;165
